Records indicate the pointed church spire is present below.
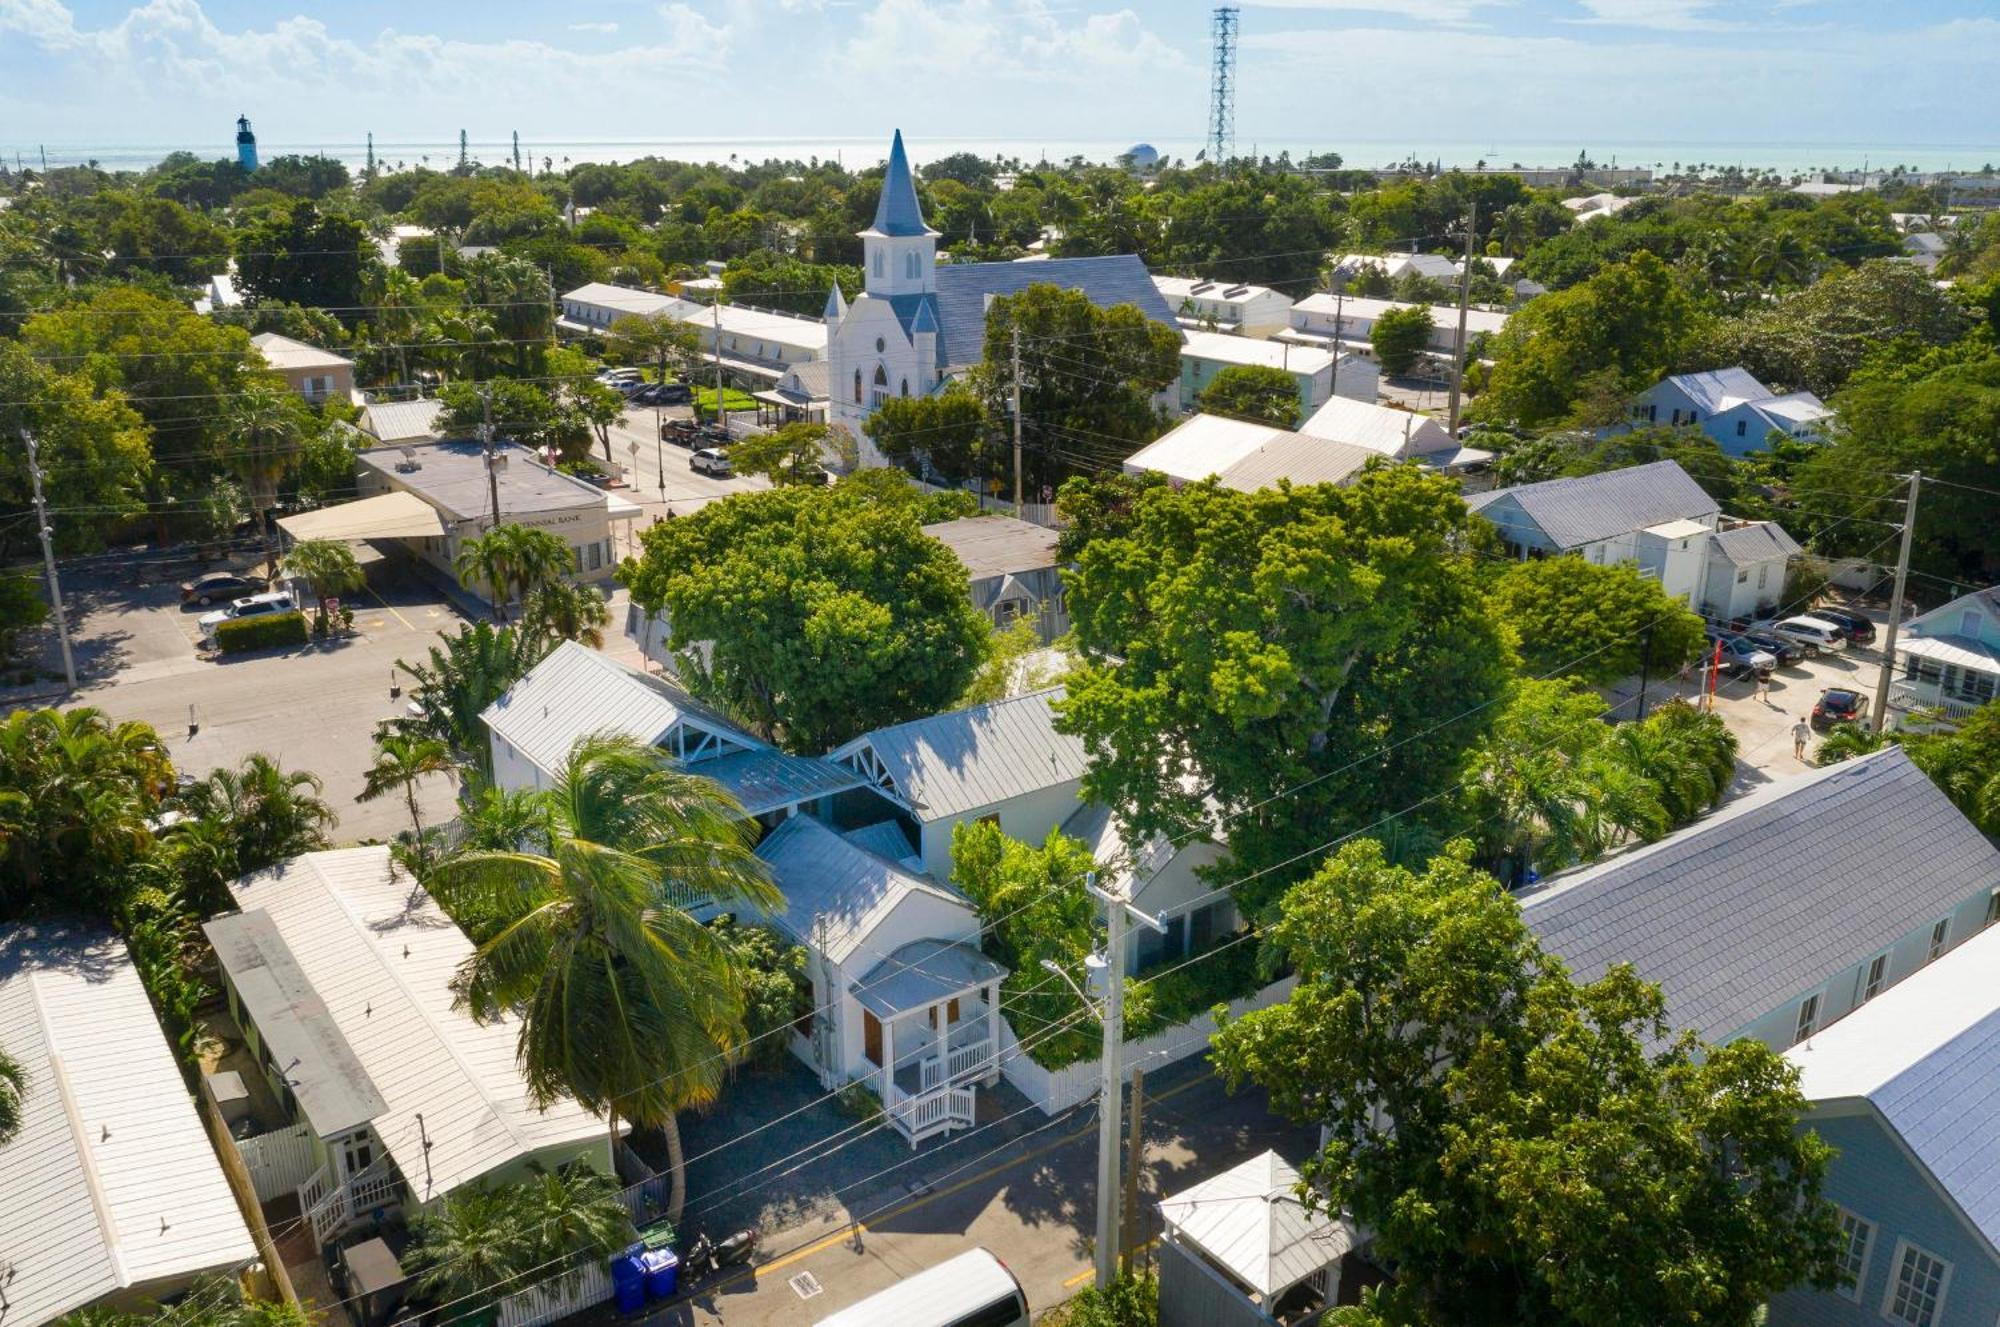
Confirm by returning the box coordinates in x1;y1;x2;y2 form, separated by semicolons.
869;129;933;237
822;281;848;324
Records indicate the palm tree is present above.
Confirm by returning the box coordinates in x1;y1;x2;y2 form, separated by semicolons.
175;754;334;910
358;733;456;874
224;381;310;574
521;581;610;649
0;707;171;917
514;1163;635;1290
404;1184;525;1306
426;735;781;1221
396;623;551;769
0;1046;26;1145
453;525;574;622
281;538;366;633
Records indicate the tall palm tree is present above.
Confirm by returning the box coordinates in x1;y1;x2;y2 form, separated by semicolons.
182;754;334;868
281;538;367;633
521;581;610;649
224;380;310;574
426;735;781;1221
358;733;456;874
0;707;170;917
0;1046;26;1145
453;525;574;622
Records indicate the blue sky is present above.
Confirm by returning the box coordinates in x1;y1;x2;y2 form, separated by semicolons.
3;0;1998;165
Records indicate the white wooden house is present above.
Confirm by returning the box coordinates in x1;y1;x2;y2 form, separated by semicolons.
1890;586;2000;724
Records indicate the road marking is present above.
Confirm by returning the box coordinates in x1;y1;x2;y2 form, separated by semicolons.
1064;1239;1158;1289
364;586;413;631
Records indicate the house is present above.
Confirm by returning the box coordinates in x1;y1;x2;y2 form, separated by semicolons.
751;359;831;427
827;688;1090;884
1903;231;1949;271
1697;519;1801;621
758;816;1004;1146
1156;1151;1363;1327
1179;331;1377;416
1623;367;1833;455
482;641;865;833
1281;294;1509;362
1061;802;1237;973
557;281;828;385
202;847;614;1248
305;440;641;595
1298;396;1489;470
252;332;354;405
193;271;243;315
920;514;1070;642
356;397;445;446
1768;923;2000;1327
1332;251;1460;286
1152;275;1295;337
0;925;257;1327
1123;413;1379;493
1519;746;2000;1053
1563;192;1639;223
827;130;1179;465
1889;586;2000;723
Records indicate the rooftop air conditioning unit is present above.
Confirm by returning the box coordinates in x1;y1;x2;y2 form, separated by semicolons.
394;445;422;473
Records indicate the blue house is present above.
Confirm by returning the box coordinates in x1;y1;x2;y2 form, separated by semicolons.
1622;367;1832;456
1769;921;2000;1326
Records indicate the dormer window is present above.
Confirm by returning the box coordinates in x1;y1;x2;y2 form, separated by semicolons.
905;251;920;279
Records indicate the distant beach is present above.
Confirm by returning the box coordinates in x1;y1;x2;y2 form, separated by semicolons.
11;135;1999;178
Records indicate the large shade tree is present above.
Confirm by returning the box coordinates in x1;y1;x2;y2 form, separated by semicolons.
426;735;781;1221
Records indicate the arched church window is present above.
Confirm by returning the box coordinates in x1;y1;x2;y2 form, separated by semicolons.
900;378;910;397
873;364;888;385
853;369;862;403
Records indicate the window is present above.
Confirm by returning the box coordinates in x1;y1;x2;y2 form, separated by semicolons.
587;541;603;572
1962;609;1982;637
1736;419;1748;437
871;363;889;409
900;377;910;398
872;250;884;277
1834;1210;1873;1301
1986;889;2000;929
945;1293;1030;1327
1884;1239;1950;1325
1928;917;1950;962
904;250;919;279
1863;952;1889;1002
875;337;886;353
1793;992;1820;1044
1758;565;1770;589
1737;569;1750;584
341;1132;373;1177
853;369;863;403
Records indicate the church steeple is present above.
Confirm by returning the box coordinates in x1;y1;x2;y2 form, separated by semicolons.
868;130;930;237
822;280;848;327
859;129;938;298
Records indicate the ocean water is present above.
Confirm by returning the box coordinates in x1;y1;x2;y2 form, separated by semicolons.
12;135;1999;177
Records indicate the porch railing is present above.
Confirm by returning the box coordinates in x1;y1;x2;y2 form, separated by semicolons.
887;1084;976;1146
298;1159;403;1247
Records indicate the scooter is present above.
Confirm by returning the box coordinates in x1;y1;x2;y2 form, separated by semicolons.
682;1227;759;1279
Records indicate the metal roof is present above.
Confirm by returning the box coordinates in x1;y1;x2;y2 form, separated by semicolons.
276;490;447;544
694;747;869;818
482;641;758;781
1667;367;1772;413
203;909;388;1137
1466;459;1719;551
830;688;1088;821
756;816;974;963
1159;1150;1355;1298
1124;414;1286;484
1788;924;2000;1249
1299;396;1455;458
851;939;1006;1019
1707;520;1802;566
1212;430;1379;493
812;1249;1021;1327
843;819;920;867
864;130;934;239
1898;633;2000;673
920;514;1062;581
0;925;256;1327
221;847;609;1203
252;331;353;372
929;256;1181;370
1520;747;2000;1046
1291;292;1510;337
1181;330;1333;374
360;398;445;444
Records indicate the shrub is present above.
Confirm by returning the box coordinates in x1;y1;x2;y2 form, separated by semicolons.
213;611;308;654
1043;1271;1158;1327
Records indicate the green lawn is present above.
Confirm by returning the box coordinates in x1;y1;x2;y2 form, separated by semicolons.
694;386;759;416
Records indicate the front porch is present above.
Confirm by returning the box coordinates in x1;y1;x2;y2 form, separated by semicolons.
855;940;1007;1147
1891;636;1998;725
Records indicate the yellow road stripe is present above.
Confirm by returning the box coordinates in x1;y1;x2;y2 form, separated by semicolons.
365;585;413;631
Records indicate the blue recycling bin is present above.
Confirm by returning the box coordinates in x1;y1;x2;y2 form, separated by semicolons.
638;1248;680;1301
610;1253;647;1313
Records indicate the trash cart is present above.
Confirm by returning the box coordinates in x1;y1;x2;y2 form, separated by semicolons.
638;1247;680;1301
611;1252;647;1313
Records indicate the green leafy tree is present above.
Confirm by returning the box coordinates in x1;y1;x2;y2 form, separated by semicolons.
1057;467;1514;916
604;313;704;383
0;708;171;919
357;733;456;875
233;199;373;314
0;347;152;556
949;820;1099;1065
619;483;992;751
1488;556;1707;684
434;378;585;461
0;573;51;664
727;421;857;486
0;1045;25;1145
453;524;576;621
280;538;366;632
177;753;334;878
1818;701;2000;834
1211;839;1844;1327
426;734;780;1221
396;623;553;769
862;386;994;486
520;580;611;650
1197;364;1303;429
1369;304;1435;376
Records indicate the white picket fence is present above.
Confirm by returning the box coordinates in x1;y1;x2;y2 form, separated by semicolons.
911;478;1060;529
1001;976;1296;1115
495;1260;613;1327
235;1123;320;1202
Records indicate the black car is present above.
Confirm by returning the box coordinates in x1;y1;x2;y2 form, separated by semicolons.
1805;606;1876;645
1812;688;1866;729
653;382;693;406
659;417;699;448
180;571;268;605
1738;630;1805;667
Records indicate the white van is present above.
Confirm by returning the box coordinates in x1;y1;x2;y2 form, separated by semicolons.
1755;615;1848;656
812;1248;1028;1327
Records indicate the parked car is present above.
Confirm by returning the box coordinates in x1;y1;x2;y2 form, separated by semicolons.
1737;629;1805;668
811;1249;1027;1327
653;382;693;406
1803;606;1876;646
1753;615;1848;656
198;591;295;639
597;367;643;385
1812;687;1867;729
181;571;268;606
1706;632;1777;677
660;417;699;448
689;448;733;478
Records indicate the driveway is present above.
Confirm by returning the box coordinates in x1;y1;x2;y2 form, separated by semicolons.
621;1056;1313;1326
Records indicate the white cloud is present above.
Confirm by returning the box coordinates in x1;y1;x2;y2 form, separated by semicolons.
845;0;1189;81
0;0;81;43
1238;0;1506;26
568;20;619;32
658;2;730;50
1568;0;1742;32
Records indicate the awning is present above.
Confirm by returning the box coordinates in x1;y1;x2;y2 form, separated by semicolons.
852;940;1007;1020
277;491;446;544
1899;634;2000;674
711;353;785;382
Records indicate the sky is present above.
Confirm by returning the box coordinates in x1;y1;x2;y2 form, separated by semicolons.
2;0;1998;167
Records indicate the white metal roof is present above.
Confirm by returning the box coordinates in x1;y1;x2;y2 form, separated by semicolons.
757;816;974;963
811;1248;1021;1327
1788;924;2000;1249
829;688;1088;821
251;332;353;372
360;398;446;444
1898;633;2000;673
1291;293;1510;337
1159;1150;1355;1298
223;848;609;1203
1181;330;1333;375
1124;414;1285;483
0;926;256;1327
1299;396;1455;458
276;490;447;544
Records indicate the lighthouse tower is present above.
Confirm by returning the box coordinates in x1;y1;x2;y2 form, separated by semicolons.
235;115;258;172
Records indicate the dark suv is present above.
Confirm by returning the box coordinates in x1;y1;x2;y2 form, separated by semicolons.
1812;688;1866;729
1805;606;1876;646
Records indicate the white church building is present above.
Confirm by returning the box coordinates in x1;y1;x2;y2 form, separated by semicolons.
827;130;1179;468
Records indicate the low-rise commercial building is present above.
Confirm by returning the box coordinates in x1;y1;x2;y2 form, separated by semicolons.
1151;276;1294;337
1124;413;1379;492
1281;294;1509;363
1179;331;1377;416
558;281;827;385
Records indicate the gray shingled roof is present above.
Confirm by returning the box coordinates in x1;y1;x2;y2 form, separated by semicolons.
1708;521;1802;566
1520;747;2000;1046
921;514;1062;580
830;688;1088;821
929;256;1181;369
1467;460;1719;551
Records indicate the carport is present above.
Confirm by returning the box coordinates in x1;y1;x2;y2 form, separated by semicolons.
276;491;447;546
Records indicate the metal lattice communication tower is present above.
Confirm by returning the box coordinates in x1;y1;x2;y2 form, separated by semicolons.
1207;7;1239;165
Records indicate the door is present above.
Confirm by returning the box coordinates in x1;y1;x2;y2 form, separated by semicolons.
863;1009;882;1067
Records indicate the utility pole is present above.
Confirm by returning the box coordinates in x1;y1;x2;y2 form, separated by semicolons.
1446;198;1477;435
1122;1067;1146;1272
656;346;668;498
22;431;76;691
1011;326;1025;510
712;301;726;435
480;384;501;530
1871;471;1921;734
1636;623;1653;720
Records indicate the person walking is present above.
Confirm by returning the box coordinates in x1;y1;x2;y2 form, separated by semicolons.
1792;715;1812;761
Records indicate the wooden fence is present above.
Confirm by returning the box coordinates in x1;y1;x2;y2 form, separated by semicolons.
194;1091;301;1308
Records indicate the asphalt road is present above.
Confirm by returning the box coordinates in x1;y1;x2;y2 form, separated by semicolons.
602;407;771;517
